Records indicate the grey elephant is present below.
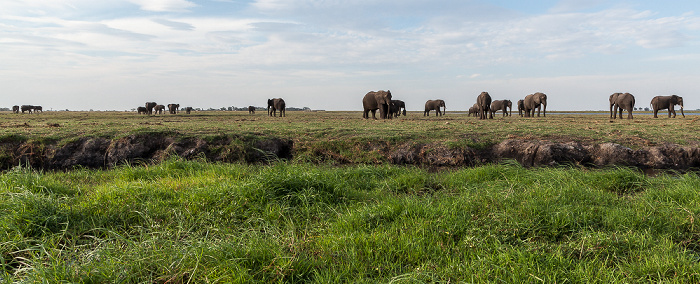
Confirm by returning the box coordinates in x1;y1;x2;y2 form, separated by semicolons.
363;91;392;119
137;106;148;114
248;106;255;114
490;100;512;117
523;92;547;117
268;98;286;117
154;104;165;114
424;99;446;117
517;99;525;117
389;100;406;117
145;102;157;115
651;95;684;118
476;92;492;119
185;107;193;114
609;92;635;119
12;105;19;113
33;106;42;113
168;103;179;114
21;105;34;113
468;103;479;117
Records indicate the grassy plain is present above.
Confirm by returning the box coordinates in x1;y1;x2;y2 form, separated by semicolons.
1;110;700;282
1;110;699;164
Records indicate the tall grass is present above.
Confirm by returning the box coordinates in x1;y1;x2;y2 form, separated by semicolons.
2;159;700;282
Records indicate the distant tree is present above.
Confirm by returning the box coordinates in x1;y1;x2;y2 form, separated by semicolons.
0;107;9;111
227;107;233;111
644;107;650;111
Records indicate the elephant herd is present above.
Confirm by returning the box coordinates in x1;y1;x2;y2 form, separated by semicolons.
11;105;43;114
133;98;287;117
608;93;685;119
362;90;686;120
137;102;189;115
362;90;547;120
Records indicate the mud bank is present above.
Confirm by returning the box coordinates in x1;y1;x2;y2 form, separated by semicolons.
389;140;700;170
1;135;698;171
1;134;293;170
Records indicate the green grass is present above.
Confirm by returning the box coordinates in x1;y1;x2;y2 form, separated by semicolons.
2;159;700;282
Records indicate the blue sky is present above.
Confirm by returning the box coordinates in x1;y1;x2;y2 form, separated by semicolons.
2;0;699;111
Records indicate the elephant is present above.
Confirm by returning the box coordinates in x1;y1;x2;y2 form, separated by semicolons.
517;99;525;117
12;105;19;113
363;90;392;119
523;92;547;117
185;107;193;114
476;92;492;120
154;104;165;114
145;102;157;115
21;105;34;113
268;98;286;117
490;100;512;117
248;106;255;114
651;95;684;118
33;106;42;113
137;106;148;114
468;103;479;117
424;99;445;117
388;100;406;118
609;92;635;119
168;103;179;114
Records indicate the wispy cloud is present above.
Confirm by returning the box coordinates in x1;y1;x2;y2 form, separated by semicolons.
1;1;700;110
127;0;197;12
152;18;195;30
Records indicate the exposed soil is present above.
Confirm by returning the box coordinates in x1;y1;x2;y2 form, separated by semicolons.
1;134;293;170
1;135;699;171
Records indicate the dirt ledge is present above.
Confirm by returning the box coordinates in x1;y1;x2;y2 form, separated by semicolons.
388;140;700;170
1;136;698;171
1;134;293;170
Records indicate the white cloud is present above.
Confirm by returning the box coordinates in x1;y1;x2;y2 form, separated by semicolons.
127;0;197;12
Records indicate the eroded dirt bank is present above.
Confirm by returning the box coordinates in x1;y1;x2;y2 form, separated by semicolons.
1;135;699;170
1;134;293;170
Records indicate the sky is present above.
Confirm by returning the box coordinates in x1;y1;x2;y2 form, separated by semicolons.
2;0;700;111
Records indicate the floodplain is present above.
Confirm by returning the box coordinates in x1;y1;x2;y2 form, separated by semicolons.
1;110;699;282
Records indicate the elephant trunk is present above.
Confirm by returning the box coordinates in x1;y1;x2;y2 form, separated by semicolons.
680;103;685;118
543;102;547;117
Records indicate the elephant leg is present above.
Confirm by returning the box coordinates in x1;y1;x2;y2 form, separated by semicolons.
670;107;675;118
